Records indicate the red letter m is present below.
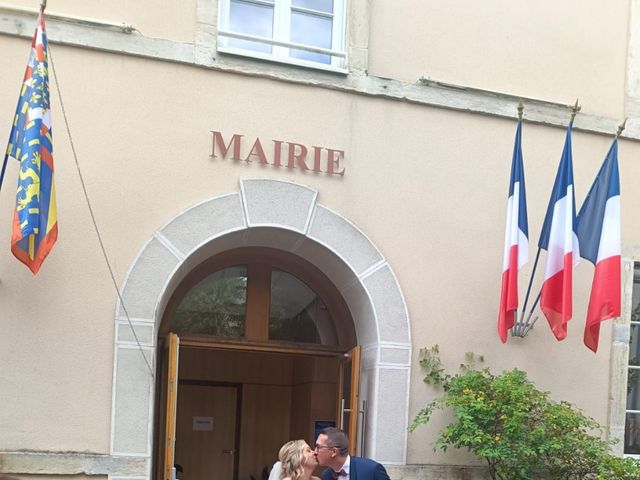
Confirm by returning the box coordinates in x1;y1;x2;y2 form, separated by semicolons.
211;131;243;160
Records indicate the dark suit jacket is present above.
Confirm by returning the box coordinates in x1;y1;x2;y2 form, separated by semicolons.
321;456;390;480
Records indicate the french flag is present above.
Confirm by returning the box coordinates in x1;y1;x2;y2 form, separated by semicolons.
498;121;528;343
539;123;580;341
576;140;621;352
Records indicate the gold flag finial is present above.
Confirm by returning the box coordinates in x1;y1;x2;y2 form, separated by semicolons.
517;101;524;120
616;118;627;139
570;98;581;122
40;0;47;12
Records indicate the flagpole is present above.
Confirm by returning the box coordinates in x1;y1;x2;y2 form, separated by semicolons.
514;247;541;336
511;101;525;337
0;154;8;195
40;0;47;12
515;99;581;337
500;100;528;342
521;292;541;336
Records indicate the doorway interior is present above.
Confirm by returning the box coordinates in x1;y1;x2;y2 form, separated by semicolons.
154;247;361;480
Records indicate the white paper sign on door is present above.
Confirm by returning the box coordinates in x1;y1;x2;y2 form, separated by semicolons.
193;416;214;431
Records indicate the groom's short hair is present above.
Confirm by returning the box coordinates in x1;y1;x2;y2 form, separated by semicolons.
319;427;349;455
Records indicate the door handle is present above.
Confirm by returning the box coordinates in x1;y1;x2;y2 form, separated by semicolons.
359;399;367;456
222;449;235;455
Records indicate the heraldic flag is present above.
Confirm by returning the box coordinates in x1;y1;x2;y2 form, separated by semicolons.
4;11;57;274
498;120;529;342
538;123;580;341
576;140;621;352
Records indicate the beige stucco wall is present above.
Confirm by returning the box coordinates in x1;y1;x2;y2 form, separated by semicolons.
0;0;196;43
0;0;639;472
369;0;630;119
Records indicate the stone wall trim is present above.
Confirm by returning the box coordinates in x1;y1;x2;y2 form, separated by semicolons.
0;452;148;477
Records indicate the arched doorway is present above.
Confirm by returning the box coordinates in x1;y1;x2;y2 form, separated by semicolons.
156;247;360;480
109;179;411;480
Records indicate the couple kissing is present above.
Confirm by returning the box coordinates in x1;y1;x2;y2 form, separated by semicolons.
273;427;389;480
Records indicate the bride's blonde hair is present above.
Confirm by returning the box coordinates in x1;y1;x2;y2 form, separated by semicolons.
279;440;308;480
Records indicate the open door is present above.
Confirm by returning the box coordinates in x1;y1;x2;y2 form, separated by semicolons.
163;333;180;480
337;345;361;455
175;383;239;480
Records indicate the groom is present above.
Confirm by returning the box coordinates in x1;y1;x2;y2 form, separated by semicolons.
314;427;390;480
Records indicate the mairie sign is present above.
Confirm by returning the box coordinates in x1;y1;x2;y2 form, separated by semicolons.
210;131;345;176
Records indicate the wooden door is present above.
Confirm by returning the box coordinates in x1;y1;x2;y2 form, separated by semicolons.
175;384;238;480
337;346;361;455
163;333;180;480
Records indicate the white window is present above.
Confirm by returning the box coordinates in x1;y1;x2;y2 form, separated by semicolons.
217;0;347;72
625;263;640;455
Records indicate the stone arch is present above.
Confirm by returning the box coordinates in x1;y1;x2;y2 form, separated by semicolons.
109;178;411;479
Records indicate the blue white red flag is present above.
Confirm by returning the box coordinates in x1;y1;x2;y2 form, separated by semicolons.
576;140;621;352
4;12;58;274
498;121;529;342
538;123;580;340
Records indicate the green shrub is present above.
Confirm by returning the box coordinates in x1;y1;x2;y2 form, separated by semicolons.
410;346;640;480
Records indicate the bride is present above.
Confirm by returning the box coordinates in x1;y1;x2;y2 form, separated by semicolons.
278;440;320;480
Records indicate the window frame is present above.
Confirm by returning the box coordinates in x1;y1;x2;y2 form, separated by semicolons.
217;0;348;73
623;262;640;457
